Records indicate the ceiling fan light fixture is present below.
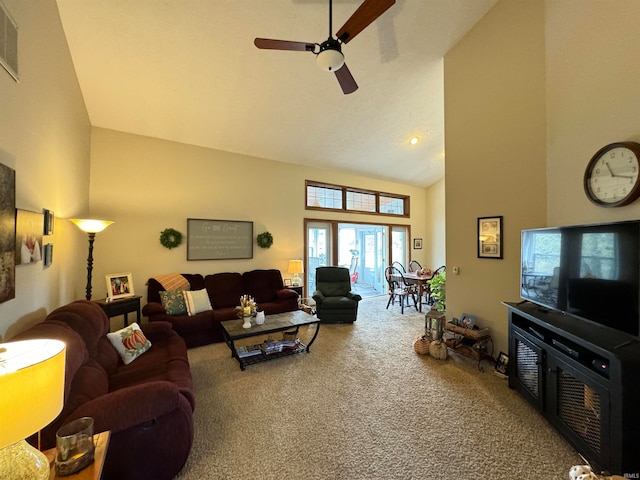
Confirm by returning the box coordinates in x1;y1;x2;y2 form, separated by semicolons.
316;48;344;72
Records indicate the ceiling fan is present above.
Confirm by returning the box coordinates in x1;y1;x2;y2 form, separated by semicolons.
254;0;395;95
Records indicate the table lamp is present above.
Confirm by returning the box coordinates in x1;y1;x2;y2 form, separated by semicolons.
288;260;303;286
0;339;66;480
70;218;113;300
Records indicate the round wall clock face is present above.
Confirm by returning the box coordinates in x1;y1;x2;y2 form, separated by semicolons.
584;142;640;207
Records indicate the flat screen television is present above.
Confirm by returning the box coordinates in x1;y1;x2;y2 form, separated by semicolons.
521;220;640;338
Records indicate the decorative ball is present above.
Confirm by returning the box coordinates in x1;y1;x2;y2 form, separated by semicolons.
429;340;448;360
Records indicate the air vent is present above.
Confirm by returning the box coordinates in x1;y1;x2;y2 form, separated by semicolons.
0;1;18;81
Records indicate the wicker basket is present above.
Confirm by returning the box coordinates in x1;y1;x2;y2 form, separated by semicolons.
414;335;431;355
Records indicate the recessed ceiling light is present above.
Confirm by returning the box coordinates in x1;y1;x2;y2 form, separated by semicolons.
409;136;419;145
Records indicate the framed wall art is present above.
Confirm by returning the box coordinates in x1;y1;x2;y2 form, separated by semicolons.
43;208;54;235
478;216;503;259
0;162;16;303
413;238;423;249
187;219;253;260
106;272;134;300
43;243;53;267
15;209;43;265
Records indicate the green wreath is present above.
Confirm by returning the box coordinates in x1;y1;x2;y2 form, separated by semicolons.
256;231;273;249
159;228;183;249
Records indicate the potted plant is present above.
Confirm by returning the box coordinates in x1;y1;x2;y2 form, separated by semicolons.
425;270;447;359
427;270;446;313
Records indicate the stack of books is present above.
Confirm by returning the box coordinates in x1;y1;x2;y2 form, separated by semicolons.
236;344;262;358
260;338;300;355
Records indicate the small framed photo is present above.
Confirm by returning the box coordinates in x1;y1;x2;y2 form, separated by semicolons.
106;272;134;300
413;238;423;249
495;351;509;377
43;209;54;235
478;216;503;259
459;312;476;329
43;243;53;267
284;278;292;287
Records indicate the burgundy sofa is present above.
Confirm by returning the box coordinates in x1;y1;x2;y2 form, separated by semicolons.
142;269;299;348
13;301;194;480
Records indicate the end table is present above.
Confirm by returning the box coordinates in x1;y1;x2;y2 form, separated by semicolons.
94;296;141;328
46;430;110;480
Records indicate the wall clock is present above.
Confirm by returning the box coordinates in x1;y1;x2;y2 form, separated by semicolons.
584;141;640;207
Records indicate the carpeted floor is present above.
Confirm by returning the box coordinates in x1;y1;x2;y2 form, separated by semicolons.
176;295;581;479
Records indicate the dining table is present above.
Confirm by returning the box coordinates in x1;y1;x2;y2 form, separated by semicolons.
396;271;434;312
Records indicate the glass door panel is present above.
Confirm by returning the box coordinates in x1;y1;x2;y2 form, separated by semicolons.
306;221;332;294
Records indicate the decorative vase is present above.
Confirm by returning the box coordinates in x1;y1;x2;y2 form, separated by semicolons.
256;311;265;325
242;316;252;329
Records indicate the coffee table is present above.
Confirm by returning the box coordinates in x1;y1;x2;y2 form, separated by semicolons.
221;310;320;370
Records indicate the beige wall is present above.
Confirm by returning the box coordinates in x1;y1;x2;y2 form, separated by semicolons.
545;0;640;226
444;0;547;354
0;0;91;340
89;127;434;306
445;0;640;355
424;178;446;268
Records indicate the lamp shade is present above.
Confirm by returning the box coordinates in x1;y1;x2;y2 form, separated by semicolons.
0;339;66;449
69;218;113;233
288;260;303;274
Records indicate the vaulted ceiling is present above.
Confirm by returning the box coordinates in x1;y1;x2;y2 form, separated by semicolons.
56;0;497;188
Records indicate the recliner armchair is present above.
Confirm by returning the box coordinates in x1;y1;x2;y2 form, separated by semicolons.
313;266;362;323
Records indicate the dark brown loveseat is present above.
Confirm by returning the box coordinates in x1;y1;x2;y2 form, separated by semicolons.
13;301;194;480
142;269;299;348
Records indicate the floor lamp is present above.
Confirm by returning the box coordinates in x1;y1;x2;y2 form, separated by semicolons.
70;219;113;300
0;339;66;480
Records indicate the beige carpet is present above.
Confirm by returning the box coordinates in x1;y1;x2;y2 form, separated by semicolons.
176;295;580;480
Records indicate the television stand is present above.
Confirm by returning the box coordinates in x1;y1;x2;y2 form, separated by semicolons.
504;302;640;477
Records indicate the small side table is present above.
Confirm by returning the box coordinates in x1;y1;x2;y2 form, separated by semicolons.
94;296;142;327
288;285;303;296
46;430;111;480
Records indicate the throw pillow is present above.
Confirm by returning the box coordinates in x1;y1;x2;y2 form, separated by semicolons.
107;323;152;365
184;289;213;316
159;288;189;315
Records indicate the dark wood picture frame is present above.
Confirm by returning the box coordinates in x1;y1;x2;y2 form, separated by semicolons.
43;208;54;235
478;216;503;259
413;238;423;249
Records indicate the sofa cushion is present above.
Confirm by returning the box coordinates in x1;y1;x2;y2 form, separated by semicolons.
205;272;244;308
243;269;285;303
184;289;213;315
159;289;189;315
107;323;152;365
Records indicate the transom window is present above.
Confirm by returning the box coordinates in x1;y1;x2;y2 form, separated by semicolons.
306;181;409;217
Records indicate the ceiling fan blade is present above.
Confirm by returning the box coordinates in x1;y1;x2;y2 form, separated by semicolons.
335;63;358;94
254;38;316;52
336;0;395;44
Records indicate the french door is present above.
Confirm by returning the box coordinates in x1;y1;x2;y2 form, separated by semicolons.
304;219;410;296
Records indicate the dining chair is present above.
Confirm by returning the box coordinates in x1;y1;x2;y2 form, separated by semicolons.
384;266;418;314
391;261;406;273
408;260;422;272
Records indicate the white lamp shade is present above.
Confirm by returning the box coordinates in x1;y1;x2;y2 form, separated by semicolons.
69;218;113;233
316;49;344;72
0;339;66;448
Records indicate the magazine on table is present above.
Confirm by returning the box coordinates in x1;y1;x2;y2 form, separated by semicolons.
236;344;262;358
